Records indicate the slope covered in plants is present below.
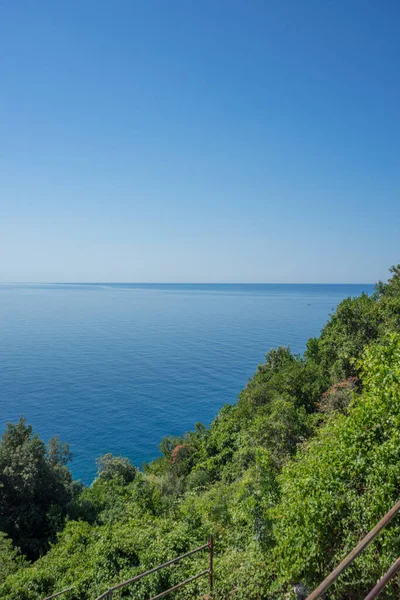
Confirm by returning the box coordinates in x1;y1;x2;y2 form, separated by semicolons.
1;266;400;600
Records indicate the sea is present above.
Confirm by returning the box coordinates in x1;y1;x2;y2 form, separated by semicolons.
0;283;374;483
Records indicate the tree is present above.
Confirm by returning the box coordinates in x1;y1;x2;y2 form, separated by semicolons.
375;263;400;298
307;293;383;381
0;417;75;559
95;453;136;484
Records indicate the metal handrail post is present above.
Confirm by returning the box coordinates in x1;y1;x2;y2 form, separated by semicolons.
93;540;211;600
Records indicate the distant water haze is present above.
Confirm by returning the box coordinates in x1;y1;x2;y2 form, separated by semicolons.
0;283;374;483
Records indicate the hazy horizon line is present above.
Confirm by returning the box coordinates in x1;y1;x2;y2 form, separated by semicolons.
0;281;376;286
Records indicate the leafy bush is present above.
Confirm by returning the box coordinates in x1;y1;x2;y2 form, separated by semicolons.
318;376;359;414
0;533;26;584
96;454;137;485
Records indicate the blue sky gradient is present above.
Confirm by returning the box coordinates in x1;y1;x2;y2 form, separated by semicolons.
1;1;399;282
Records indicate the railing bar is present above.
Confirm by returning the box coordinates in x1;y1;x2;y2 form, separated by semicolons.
147;569;210;600
93;542;210;600
363;557;400;600
109;543;209;592
306;498;400;600
42;587;73;600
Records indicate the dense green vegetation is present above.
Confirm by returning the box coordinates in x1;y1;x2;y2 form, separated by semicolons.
1;265;400;600
0;419;78;560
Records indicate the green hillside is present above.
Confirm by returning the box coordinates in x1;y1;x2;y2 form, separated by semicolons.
1;266;400;600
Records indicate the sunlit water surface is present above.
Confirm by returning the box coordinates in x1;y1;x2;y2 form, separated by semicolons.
0;283;373;482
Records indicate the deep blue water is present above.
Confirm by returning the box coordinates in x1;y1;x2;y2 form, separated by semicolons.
0;283;374;483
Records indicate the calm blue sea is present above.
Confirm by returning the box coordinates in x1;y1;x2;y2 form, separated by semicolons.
0;283;374;483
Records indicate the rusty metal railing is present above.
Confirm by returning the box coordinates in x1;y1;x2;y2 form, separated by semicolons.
364;557;400;600
40;538;213;600
306;499;400;600
95;536;213;600
42;587;73;600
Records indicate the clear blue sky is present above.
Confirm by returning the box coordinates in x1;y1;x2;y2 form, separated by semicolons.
1;0;399;283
